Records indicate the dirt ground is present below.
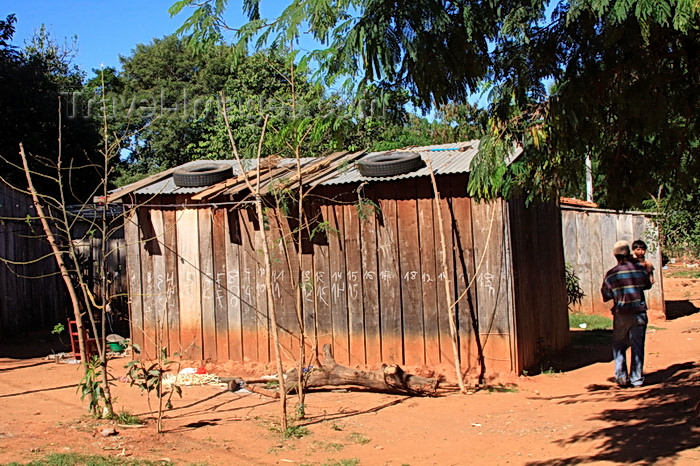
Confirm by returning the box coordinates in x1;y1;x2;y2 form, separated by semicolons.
1;265;699;465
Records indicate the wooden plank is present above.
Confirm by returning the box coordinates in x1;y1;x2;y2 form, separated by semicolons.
416;184;439;366
225;208;243;361
162;208;180;354
176;206;203;359
561;211;581;312
213;207;229;361
239;207;260;361
328;200;349;364
397;187;424;365
617;214;634;243
359;185;381;365
139;209;156;359
150;208;168;350
344;200;365;365
105;167;178;203
124;210;144;353
312;207;333;358
587;212;605;314
253;209;269;363
599;212;618;312
268;209;295;360
434;178;457;367
471;199;512;372
575;211;593;314
376;185;402;364
300;231;316;361
199;208;217;361
447;178;477;371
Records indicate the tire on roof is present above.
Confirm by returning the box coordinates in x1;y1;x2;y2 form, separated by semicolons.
173;164;233;187
357;151;423;177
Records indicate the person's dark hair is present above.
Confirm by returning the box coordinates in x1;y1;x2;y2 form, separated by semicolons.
632;239;648;250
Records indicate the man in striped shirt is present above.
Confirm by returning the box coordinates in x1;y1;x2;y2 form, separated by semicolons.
601;240;652;387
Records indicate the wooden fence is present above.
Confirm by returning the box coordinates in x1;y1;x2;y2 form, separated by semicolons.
0;182;128;336
562;205;665;316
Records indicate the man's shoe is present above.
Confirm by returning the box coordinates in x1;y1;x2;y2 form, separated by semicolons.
616;378;630;388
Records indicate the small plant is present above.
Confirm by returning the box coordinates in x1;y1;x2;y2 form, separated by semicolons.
5;452;175;465
111;408;144;425
125;345;182;433
77;355;110;417
265;379;280;389
486;384;519;393
330;422;343;431
565;263;585;311
312;440;345;452
283;424;310;439
51;322;66;345
347;432;370;445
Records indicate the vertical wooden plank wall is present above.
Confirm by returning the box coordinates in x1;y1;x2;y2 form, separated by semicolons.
470;199;514;372
127;178;575;375
561;207;665;316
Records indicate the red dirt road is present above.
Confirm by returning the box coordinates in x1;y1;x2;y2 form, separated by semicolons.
1;266;699;465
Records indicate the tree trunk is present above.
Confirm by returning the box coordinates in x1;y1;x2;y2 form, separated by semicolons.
287;344;439;396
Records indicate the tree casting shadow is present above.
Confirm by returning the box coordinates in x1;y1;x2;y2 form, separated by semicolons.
526;361;700;465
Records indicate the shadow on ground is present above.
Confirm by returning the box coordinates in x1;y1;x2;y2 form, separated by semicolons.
526;361;700;465
0;332;71;359
526;329;613;375
665;299;700;320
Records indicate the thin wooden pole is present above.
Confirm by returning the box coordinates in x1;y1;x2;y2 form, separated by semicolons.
426;158;467;394
18;144;93;386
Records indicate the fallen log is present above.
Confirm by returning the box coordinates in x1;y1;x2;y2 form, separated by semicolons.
286;344;439;396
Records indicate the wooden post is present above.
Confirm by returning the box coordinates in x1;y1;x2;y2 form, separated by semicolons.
426;158;467;394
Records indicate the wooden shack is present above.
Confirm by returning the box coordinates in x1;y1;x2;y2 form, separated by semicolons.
118;142;569;375
561;199;665;317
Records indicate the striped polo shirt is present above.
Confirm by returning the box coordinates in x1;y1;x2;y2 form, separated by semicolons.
601;260;652;314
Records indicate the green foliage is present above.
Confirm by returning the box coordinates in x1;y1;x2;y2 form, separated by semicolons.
76;355;109;417
565;263;586;311
51;323;65;335
172;1;700;209
569;312;613;331
110;408;145;426
0;15;101;202
310;221;339;240
283;424;310;439
355;197;379;222
125;345;182;433
3;452;173;465
664;268;700;279
644;195;700;260
346;432;370;445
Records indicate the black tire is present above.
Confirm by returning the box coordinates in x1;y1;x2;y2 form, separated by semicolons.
357;151;423;177
173;164;233;187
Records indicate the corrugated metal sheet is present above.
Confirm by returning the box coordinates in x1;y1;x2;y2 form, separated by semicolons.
135;158;316;195
130;140;521;194
320;140;515;186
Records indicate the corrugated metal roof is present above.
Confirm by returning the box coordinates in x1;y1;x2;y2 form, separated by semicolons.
319;140;513;186
129;140;519;194
135;158;316;195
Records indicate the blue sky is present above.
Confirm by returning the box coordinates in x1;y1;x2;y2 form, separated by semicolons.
3;0;250;76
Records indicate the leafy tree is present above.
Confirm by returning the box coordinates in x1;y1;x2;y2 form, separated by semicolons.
171;0;700;210
0;15;101;202
83;36;343;183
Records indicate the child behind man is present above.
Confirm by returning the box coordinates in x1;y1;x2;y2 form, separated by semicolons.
631;239;655;285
